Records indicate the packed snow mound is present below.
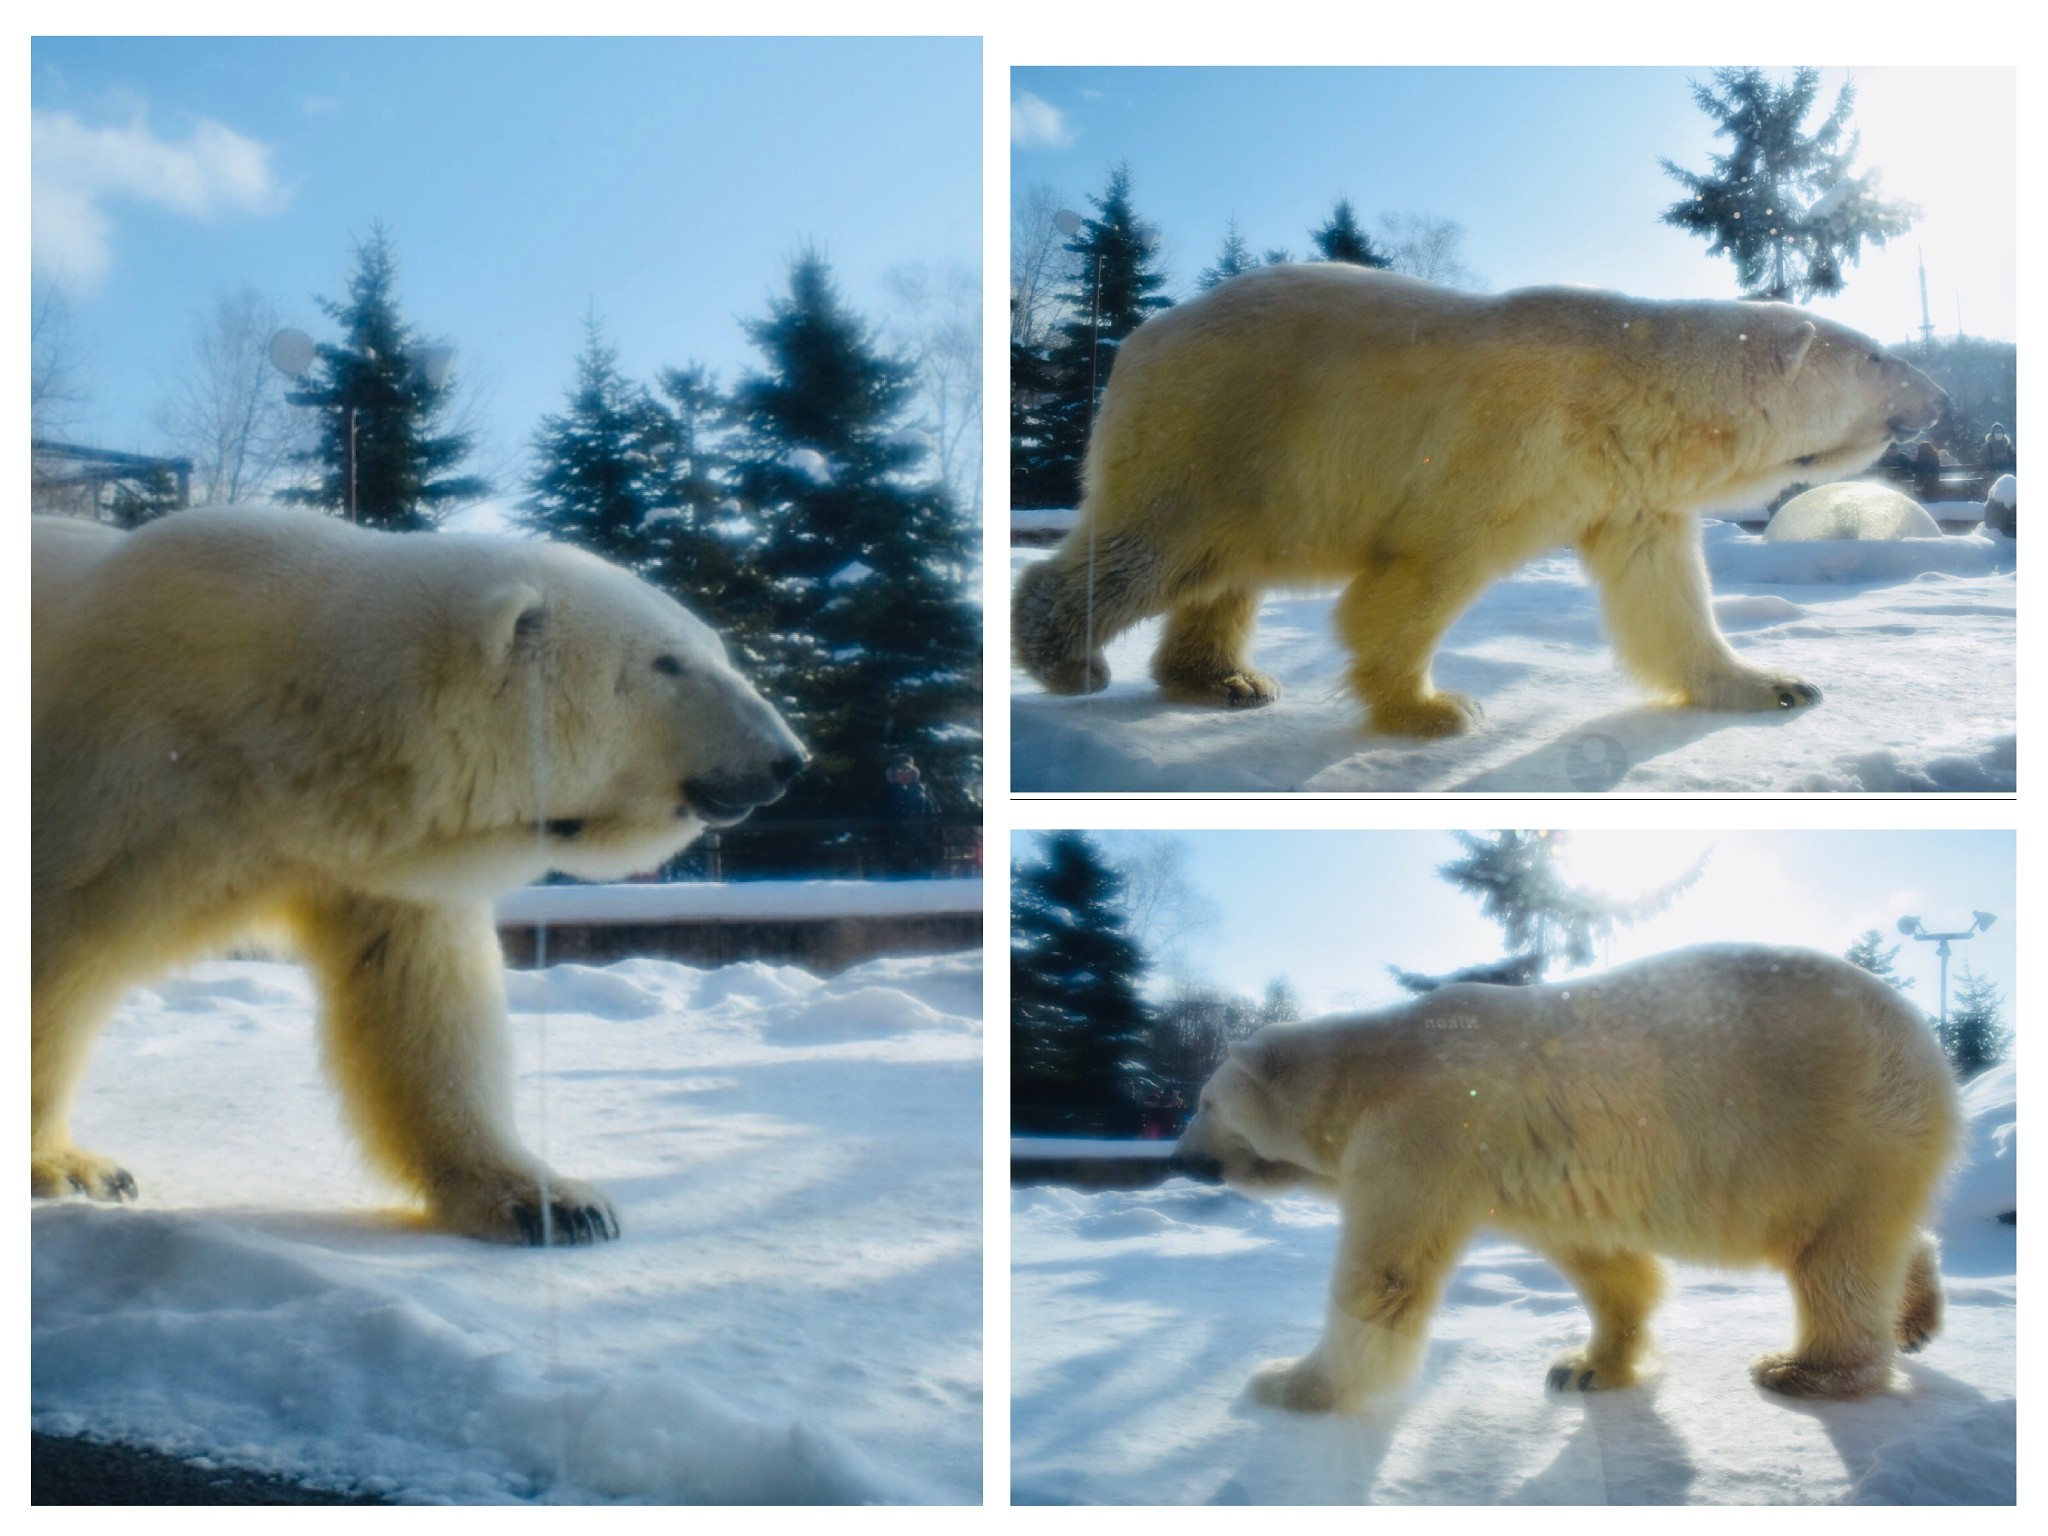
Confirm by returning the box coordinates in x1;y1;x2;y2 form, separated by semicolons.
33;952;983;1504
1700;519;2008;584
1940;1062;2016;1268
1983;476;2015;538
1765;483;1941;541
1013;1154;2015;1504
1011;526;2015;793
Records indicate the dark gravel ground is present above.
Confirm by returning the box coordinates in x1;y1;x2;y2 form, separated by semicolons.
31;1434;390;1505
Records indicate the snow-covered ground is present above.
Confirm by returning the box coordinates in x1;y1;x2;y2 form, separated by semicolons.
33;950;983;1504
1011;1063;2015;1505
1011;519;2015;793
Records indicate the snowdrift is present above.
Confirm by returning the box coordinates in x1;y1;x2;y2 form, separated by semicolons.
33;952;984;1504
1010;520;2014;793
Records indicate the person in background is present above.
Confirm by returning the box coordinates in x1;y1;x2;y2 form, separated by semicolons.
881;753;941;876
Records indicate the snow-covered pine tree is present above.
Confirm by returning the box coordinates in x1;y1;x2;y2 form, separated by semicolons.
522;313;678;572
1012;831;1152;1135
1197;218;1258;290
1309;197;1391;268
1938;961;2010;1081
278;224;487;529
1844;929;1916;992
1659;67;1917;303
1391;830;1706;994
730;251;981;832
1012;163;1173;510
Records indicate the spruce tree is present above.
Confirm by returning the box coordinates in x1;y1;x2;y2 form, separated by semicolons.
1391;831;1705;994
522;313;677;570
1309;198;1391;267
1011;163;1172;509
1012;832;1152;1134
1844;929;1916;992
1660;68;1917;302
279;224;487;529
1008;334;1065;511
646;362;755;645
1197;218;1258;290
731;251;981;831
1937;961;2010;1081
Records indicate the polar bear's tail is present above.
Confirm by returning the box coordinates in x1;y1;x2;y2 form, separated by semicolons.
1896;1229;1943;1353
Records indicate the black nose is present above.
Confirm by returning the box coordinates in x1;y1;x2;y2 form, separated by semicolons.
771;749;808;784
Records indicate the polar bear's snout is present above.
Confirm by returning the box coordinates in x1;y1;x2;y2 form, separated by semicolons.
1885;361;1947;440
679;688;809;827
681;751;806;826
1167;1147;1225;1185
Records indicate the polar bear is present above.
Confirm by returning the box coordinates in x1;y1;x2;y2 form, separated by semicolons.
32;508;806;1243
1015;265;1948;735
1171;945;1959;1408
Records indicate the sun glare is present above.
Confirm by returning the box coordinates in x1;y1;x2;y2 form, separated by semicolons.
1551;831;1715;900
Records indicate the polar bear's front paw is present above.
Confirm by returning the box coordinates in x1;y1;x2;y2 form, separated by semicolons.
32;1148;137;1202
1689;668;1822;714
1159;667;1281;709
440;1172;620;1246
1545;1348;1641;1392
1248;1354;1341;1414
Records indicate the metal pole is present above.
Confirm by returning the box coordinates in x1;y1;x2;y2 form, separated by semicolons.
1937;938;1951;1032
346;404;358;524
1087;251;1103;423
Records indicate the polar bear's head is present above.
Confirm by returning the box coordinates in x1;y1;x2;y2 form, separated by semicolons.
419;538;807;889
1709;305;1949;505
1171;1034;1332;1195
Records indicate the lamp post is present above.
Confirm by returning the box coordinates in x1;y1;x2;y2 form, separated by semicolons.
1896;910;1997;1032
268;328;456;525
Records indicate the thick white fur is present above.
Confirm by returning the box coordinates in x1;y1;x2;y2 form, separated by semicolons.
33;508;804;1241
1015;264;1947;734
1174;944;1961;1409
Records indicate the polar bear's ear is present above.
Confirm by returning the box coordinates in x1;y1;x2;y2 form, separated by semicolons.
481;584;546;661
1227;1037;1270;1083
1777;321;1818;380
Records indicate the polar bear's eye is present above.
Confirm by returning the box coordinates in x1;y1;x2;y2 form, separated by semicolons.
652;654;687;678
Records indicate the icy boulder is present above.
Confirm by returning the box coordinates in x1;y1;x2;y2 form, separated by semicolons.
1984;474;2016;539
1765;481;1942;541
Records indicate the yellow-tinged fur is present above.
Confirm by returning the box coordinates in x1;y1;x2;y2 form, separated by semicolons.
32;508;805;1242
1173;944;1960;1409
1016;265;1947;734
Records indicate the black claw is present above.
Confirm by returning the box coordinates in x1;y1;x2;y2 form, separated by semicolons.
110;1169;137;1200
1579;1370;1595;1390
68;1174;89;1194
514;1205;539;1246
1547;1366;1570;1391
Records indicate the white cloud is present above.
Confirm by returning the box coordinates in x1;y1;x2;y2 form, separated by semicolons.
1010;91;1072;150
31;107;285;287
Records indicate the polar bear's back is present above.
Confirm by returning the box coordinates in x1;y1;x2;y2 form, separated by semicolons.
1378;945;1959;1262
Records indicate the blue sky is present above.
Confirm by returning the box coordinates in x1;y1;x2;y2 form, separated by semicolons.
1012;66;2015;346
32;37;981;480
1014;830;2016;1022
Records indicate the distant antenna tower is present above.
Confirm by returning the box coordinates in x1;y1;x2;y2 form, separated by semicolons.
1917;247;1936;347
